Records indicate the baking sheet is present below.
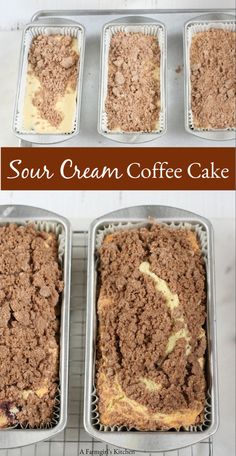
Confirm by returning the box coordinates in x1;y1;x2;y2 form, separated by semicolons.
19;8;235;147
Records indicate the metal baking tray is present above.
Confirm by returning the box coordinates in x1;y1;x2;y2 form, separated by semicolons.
184;12;236;141
12;20;85;145
84;205;219;452
98;16;167;143
17;8;235;148
0;205;72;449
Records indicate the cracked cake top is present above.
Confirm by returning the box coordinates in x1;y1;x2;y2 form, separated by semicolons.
0;224;63;428
96;224;206;430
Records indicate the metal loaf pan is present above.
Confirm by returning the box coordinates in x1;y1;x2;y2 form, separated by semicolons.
184;12;236;141
84;205;219;452
12;20;85;145
98;16;167;144
0;205;72;449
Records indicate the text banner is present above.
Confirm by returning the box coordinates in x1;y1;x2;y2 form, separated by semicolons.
1;147;235;190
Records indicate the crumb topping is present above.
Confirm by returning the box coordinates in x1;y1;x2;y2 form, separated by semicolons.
0;224;63;428
190;29;236;129
105;32;161;132
28;34;79;127
96;225;207;429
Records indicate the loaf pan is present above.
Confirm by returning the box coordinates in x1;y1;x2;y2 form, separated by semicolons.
12;21;85;145
0;205;71;449
98;16;167;144
84;205;219;452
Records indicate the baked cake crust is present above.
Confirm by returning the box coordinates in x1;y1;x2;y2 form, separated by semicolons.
96;225;206;430
0;224;63;428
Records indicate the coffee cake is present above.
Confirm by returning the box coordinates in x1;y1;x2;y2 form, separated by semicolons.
96;224;206;430
0;224;63;428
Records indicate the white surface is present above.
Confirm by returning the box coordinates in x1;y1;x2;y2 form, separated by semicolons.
0;191;235;228
1;0;235;29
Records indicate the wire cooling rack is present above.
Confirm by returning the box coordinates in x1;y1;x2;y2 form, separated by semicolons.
0;231;213;456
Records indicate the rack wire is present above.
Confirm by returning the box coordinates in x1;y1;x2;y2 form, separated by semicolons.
1;231;213;456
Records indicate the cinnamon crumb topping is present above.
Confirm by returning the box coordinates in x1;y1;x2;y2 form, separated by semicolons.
0;224;63;428
190;29;236;129
28;34;79;127
105;32;161;132
96;225;207;430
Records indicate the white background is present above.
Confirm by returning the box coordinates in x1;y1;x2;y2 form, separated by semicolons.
0;2;235;456
0;191;234;229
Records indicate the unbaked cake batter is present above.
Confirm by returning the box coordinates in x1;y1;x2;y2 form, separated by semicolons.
23;34;79;134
